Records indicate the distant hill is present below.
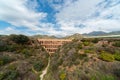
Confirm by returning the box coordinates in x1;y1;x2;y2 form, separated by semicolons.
32;35;57;39
0;35;8;37
83;31;106;36
83;31;120;36
108;31;120;35
63;33;83;39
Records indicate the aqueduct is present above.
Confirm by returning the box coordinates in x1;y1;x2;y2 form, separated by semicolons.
37;39;72;54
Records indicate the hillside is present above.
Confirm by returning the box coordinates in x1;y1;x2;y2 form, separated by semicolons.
32;35;57;39
63;33;83;39
109;31;120;35
0;35;120;80
83;31;120;36
32;33;83;39
83;31;107;36
0;35;49;80
44;38;120;80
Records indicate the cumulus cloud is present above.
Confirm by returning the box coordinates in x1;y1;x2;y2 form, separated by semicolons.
0;27;34;35
55;0;103;21
85;19;120;31
0;0;47;30
48;0;76;11
54;0;120;35
0;0;120;36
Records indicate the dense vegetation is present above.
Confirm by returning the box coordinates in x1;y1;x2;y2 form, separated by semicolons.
44;38;120;80
9;34;30;44
0;35;49;80
0;35;120;80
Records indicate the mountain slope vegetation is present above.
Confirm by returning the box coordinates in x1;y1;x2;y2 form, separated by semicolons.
0;35;49;80
44;38;120;80
0;35;120;80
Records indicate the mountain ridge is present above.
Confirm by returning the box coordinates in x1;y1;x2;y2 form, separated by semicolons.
83;31;120;36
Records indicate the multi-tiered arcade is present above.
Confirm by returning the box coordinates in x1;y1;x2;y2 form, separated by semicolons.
38;39;72;54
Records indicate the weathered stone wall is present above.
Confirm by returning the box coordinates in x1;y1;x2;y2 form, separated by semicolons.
37;39;72;54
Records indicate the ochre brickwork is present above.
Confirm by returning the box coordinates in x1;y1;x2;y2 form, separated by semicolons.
37;39;72;54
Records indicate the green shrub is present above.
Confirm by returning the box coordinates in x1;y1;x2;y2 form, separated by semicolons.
91;38;99;43
6;71;18;80
0;56;14;66
0;44;19;52
0;41;7;52
7;64;17;70
91;74;116;80
74;59;80;65
33;60;45;71
0;73;5;80
83;41;90;46
9;34;29;44
21;49;32;58
114;69;120;77
0;46;7;52
1;70;18;80
99;52;114;62
58;59;63;65
0;60;3;66
100;75;115;80
114;53;120;61
81;38;91;42
112;41;120;47
41;47;45;51
71;53;87;64
51;61;59;71
72;39;79;42
84;49;93;54
78;54;87;60
6;45;18;52
77;44;83;49
102;44;107;47
59;71;66;80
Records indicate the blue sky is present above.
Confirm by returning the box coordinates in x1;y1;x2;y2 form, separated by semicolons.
0;0;120;36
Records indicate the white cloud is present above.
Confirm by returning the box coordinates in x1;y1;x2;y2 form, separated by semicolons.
0;0;47;30
48;0;75;11
55;0;103;21
0;27;21;35
0;27;34;35
99;4;120;19
26;0;39;10
0;0;120;36
85;19;120;31
54;0;120;35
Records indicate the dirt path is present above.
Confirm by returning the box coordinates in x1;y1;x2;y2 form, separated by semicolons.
40;57;50;80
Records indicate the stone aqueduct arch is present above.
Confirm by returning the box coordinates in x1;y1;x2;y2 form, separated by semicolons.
37;39;72;54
